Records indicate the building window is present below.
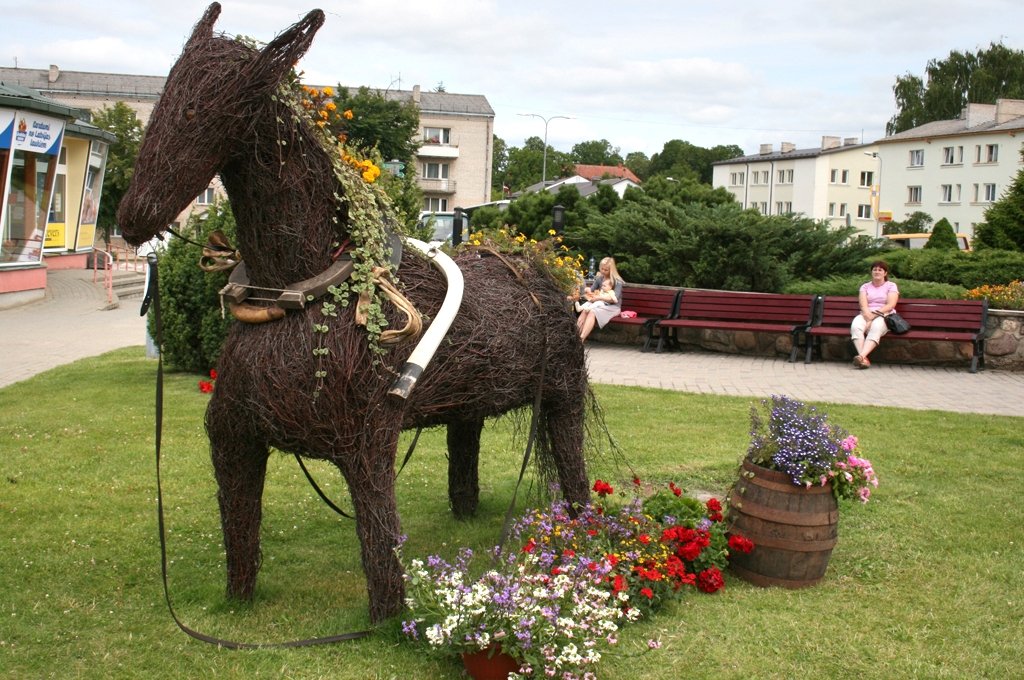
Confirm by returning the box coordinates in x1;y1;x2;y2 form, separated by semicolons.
730;172;745;185
941;184;953;203
909;149;924;167
986;144;999;162
776;169;793;184
942;146;963;165
857;204;873;219
859;171;874;187
955;184;962;202
841;169;849;184
828;202;836;217
196;187;216;205
423;127;451;144
759;202;768;214
422;162;450;179
839;203;848;217
423;197;448;212
907;186;922;203
830;169;838;183
984;183;997;201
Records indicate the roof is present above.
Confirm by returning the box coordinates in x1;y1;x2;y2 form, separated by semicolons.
381;89;494;117
574;164;640;183
880;112;1024;143
0;66;164;100
0;82;86;119
712;142;872;165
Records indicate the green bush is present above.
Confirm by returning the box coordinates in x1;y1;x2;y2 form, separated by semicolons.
881;248;1024;288
148;203;236;373
784;275;967;299
925;218;959;249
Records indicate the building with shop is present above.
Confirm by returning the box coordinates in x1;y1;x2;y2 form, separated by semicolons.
0;84;114;308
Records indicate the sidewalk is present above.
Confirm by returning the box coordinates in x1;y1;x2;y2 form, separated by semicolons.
2;269;1022;416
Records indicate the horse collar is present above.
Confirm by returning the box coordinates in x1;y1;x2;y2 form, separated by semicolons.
219;255;355;323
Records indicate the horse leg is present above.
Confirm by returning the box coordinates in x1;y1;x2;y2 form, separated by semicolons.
541;397;590;510
447;417;484;518
336;427;405;623
209;429;271;601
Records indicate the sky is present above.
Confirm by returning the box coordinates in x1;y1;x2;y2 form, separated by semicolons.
3;0;1022;158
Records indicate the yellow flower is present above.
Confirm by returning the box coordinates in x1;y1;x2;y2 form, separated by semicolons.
323;86;334;97
343;109;354;120
319;110;329;120
307;87;320;98
316;120;326;128
325;101;337;112
548;229;557;236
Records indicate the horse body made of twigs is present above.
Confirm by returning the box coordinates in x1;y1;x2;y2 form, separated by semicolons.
117;3;590;623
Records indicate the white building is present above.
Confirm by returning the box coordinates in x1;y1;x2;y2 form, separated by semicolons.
712;136;882;235
875;99;1024;237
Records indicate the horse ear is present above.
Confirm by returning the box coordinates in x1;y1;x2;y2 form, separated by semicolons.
249;9;326;92
185;2;222;49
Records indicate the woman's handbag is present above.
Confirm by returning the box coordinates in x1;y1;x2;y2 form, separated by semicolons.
884;311;911;334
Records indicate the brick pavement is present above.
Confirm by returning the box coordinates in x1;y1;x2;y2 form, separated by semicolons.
2;269;1022;417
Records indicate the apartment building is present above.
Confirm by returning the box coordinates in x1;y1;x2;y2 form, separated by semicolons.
412;85;492;213
712;137;882;235
875;99;1024;236
2;67;495;230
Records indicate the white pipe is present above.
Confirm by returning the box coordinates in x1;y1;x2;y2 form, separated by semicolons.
388;237;464;400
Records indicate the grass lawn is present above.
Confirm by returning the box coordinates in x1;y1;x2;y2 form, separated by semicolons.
1;347;1021;679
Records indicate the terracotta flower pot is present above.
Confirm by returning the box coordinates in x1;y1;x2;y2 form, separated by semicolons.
461;644;522;680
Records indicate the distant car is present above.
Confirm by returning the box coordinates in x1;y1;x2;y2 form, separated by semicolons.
882;232;972;251
418;211;460;246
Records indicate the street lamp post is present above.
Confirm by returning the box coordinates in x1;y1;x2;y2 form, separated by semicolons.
518;113;572;187
864;151;883;238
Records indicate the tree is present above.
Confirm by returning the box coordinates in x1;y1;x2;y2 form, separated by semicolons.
648;140;743;184
975;153;1024;250
491;135;509;197
91;102;143;246
887;43;1024;134
330;86;422;230
570;139;623;166
925;218;959;250
503;136;572;191
882;210;932;235
624;151;651;181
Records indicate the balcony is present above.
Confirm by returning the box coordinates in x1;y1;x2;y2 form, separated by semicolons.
418;143;460;159
419;178;457;194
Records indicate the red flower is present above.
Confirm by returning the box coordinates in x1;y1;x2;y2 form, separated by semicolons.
198;380;214;393
522;538;537;553
562;549;575;559
640;587;654;599
209;369;218;380
612;574;626;593
696;567;724;593
678;541;701;562
706;498;722;513
605;553;619;567
551;567;561;575
637;533;651;545
669;482;682;497
593;479;614;497
708;511;724;523
728;534;755;554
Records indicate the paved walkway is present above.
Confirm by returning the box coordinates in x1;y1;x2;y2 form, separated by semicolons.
2;269;1022;416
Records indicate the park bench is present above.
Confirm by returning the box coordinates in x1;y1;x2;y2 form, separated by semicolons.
800;296;989;372
604;285;681;352
652;290;817;357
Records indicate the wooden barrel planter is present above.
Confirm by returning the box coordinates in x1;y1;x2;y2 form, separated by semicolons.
727;459;838;588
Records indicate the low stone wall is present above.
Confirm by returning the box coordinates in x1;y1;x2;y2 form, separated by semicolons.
592;304;1024;372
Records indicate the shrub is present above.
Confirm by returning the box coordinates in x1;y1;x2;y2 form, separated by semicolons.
783;275;966;299
148;203;235;373
882;248;1024;288
925;218;959;250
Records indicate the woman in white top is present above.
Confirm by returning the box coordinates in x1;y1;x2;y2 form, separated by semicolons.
577;257;624;342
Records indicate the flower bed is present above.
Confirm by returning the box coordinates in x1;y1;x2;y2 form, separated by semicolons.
400;479;753;678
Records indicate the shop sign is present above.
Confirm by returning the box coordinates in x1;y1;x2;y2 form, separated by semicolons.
10;111;65;155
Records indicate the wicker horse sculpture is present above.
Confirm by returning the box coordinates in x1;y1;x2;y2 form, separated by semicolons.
117;4;590;623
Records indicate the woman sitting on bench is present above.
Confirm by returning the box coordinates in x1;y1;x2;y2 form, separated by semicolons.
851;260;899;369
577;256;623;342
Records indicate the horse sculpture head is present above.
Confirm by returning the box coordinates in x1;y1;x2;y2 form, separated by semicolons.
118;3;325;247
